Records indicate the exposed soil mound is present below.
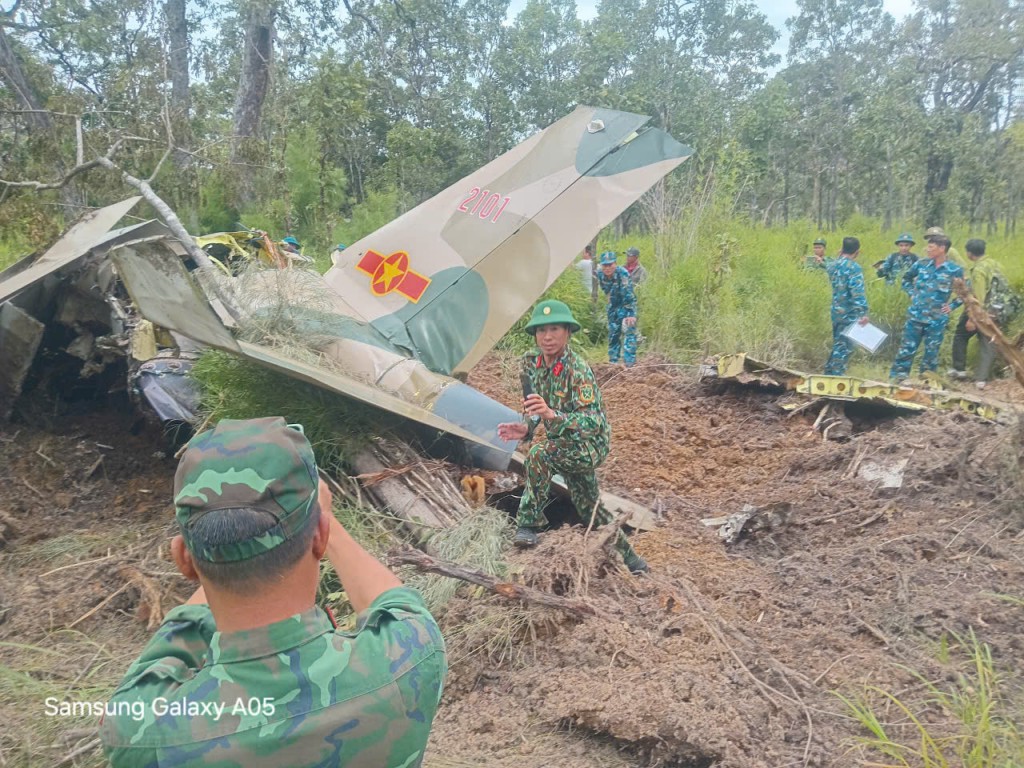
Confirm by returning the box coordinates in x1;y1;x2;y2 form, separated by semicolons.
1;355;1022;767
430;354;1024;766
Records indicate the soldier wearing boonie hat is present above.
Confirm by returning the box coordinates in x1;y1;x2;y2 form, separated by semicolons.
497;301;648;573
874;232;919;285
101;417;447;768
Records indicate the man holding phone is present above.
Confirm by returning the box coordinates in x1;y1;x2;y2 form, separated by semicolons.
497;300;648;573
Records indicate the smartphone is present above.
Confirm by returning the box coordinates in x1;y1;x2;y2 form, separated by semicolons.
519;371;534;398
520;372;539;423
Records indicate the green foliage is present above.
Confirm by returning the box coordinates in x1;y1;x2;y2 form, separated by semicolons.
837;629;1024;767
591;213;1024;376
331;189;401;252
496;270;607;358
190;351;403;471
198;173;240;234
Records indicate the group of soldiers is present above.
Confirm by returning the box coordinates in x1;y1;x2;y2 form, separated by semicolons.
813;227;1014;388
577;244;648;366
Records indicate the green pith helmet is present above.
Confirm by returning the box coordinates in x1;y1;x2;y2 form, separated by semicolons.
895;233;915;245
524;299;581;334
813;238;826;246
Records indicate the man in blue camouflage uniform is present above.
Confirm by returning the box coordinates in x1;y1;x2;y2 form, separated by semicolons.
874;233;918;284
889;236;966;383
497;300;648;574
101;417;446;767
814;236;870;375
596;251;638;366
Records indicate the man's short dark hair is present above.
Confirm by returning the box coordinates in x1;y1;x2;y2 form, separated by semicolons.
841;236;860;255
189;504;321;592
932;236;951;252
584;244;593;253
965;238;985;256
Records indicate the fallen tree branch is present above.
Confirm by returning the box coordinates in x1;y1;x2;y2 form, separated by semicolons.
954;277;1024;389
389;548;597;618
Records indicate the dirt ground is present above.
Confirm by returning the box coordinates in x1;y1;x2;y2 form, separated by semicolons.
1;355;1022;767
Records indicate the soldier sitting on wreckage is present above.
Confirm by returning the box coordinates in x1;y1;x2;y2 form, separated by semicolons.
497;300;648;574
101;417;446;768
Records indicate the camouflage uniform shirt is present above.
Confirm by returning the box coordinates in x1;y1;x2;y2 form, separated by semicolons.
522;345;610;460
876;251;919;284
821;257;868;324
101;586;446;768
901;258;966;321
597;265;637;317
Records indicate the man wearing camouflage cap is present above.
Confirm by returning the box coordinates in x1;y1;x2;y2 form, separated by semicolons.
874;233;918;284
497;300;648;573
597;251;639;367
101;417;446;767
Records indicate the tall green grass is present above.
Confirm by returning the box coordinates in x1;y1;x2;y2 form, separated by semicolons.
837;629;1024;767
592;219;1024;377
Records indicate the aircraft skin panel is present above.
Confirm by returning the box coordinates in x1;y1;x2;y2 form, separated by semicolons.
110;241;515;459
236;342;511;454
322;107;690;376
454;149;691;373
0;197;141;303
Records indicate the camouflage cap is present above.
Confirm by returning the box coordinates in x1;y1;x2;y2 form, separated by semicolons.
923;226;946;239
813;238;826;246
895;232;915;244
599;251;617;265
174;417;319;563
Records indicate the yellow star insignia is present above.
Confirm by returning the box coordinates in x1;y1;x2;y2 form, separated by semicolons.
378;259;404;290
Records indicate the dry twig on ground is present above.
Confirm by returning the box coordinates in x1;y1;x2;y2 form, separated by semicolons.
390;548;599;619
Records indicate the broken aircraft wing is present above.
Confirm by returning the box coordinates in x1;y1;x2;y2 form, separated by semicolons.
324;106;693;376
110;242;518;469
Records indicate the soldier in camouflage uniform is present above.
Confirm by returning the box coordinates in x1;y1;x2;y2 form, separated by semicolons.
101;417;446;768
889;236;966;383
813;236;870;376
497;300;648;573
874;233;918;284
597;251;639;366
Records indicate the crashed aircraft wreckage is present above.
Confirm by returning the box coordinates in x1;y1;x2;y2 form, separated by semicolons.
705;353;1010;424
0;107;692;484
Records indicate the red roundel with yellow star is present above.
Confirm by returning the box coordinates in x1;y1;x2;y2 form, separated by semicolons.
355;250;432;302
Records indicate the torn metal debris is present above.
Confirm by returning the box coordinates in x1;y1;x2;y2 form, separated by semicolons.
705;353;1009;423
701;502;791;545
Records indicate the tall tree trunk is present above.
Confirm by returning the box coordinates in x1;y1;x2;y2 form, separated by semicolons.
231;0;277;208
923;150;954;227
884;143;894;231
164;0;191;164
0;24;84;212
0;25;50;131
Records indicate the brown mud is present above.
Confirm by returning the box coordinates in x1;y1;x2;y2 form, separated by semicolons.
1;357;1023;767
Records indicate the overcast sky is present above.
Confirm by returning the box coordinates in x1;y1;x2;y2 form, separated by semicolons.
507;0;920;61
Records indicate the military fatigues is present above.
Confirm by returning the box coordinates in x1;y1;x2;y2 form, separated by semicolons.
952;255;1002;381
102;587;445;767
597;265;638;365
875;251;919;284
516;347;639;560
889;258;966;379
816;257;868;375
101;417;448;767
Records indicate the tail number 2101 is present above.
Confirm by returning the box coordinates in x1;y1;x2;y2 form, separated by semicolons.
458;188;511;223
